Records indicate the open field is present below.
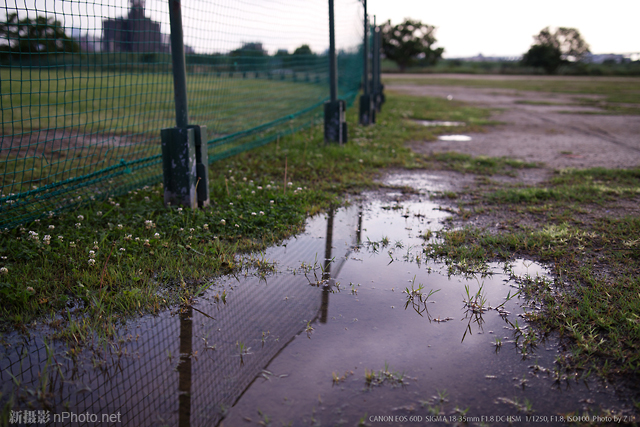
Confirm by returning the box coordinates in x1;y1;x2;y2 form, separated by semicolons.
1;74;639;420
0;69;340;226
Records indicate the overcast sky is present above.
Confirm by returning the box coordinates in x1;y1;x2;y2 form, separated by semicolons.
367;0;640;58
7;0;640;58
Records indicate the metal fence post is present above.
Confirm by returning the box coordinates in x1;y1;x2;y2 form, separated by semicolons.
161;0;209;208
372;21;383;112
324;0;348;143
359;0;373;125
376;24;385;108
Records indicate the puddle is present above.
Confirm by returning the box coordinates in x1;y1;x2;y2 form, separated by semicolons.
0;196;633;426
415;120;465;127
438;135;472;142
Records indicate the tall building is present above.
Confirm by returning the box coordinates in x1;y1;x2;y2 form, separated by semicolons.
102;0;166;53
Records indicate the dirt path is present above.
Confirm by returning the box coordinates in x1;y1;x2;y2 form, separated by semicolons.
386;74;640;175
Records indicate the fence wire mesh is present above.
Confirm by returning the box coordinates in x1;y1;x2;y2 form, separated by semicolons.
0;206;361;426
0;0;364;229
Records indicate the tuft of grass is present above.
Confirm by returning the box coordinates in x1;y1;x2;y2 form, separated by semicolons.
364;362;406;388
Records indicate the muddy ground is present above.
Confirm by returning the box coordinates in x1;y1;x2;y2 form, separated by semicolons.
387;73;640;180
381;73;640;229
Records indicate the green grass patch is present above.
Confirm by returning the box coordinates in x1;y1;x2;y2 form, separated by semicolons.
425;167;640;382
423;151;539;176
384;75;640;107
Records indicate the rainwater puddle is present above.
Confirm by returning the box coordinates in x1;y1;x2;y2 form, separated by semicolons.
438;135;472;142
416;120;465;127
0;197;630;426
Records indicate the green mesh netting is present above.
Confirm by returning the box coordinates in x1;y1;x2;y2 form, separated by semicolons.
0;0;364;229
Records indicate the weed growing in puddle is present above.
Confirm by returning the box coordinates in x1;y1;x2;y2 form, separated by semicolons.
364;362;406;388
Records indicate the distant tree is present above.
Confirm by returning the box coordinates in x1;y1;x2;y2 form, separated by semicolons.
380;19;444;71
522;44;563;74
522;27;590;74
0;13;79;55
229;42;266;57
293;44;313;56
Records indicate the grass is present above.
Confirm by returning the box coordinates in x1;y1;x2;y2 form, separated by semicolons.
425;167;640;382
1;68;328;135
0;92;491;347
383;74;640;105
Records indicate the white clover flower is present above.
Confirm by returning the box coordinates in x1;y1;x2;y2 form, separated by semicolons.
88;259;96;266
251;212;257;216
0;267;7;274
203;224;209;230
287;182;293;187
257;186;262;190
229;202;233;206
144;196;150;202
251;191;255;195
266;184;271;189
235;224;240;228
89;250;95;258
119;248;125;252
118;224;123;229
154;232;160;238
57;235;64;241
110;201;116;205
77;215;84;220
243;177;247;182
135;237;140;241
43;235;51;245
75;223;81;229
125;234;132;241
48;211;54;218
359;159;363;163
220;219;226;225
93;244;99;251
270;200;275;205
70;241;76;248
189;228;194;233
115;203;120;208
96;211;103;216
177;208;183;212
145;220;154;229
48;225;55;230
297;187;302;191
26;286;35;294
259;211;264;216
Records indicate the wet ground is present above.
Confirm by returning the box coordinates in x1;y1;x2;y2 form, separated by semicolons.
2;175;636;426
388;74;640;172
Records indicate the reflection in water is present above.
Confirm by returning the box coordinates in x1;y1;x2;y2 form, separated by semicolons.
0;207;361;426
178;308;193;427
1;200;632;426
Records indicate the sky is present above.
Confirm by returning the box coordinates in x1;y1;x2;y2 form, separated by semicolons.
6;0;640;58
367;0;640;58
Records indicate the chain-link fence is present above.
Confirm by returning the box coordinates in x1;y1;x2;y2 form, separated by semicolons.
0;0;364;228
0;206;361;426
